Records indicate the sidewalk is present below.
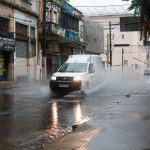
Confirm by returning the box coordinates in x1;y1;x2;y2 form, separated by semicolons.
0;80;48;90
84;92;150;150
0;81;20;89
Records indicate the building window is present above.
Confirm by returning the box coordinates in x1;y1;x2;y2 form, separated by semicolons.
61;13;79;32
124;60;128;66
122;34;124;39
16;23;28;37
0;17;9;32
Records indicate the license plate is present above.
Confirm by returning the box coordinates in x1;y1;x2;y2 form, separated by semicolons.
59;84;69;88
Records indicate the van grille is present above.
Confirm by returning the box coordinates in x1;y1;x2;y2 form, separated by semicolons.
56;77;73;81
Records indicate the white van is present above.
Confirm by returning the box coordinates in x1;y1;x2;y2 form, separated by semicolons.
49;54;104;93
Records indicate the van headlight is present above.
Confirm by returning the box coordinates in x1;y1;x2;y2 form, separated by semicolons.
74;76;82;81
51;76;56;81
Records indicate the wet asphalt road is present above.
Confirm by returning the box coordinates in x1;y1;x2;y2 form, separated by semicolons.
0;70;150;150
0;87;119;150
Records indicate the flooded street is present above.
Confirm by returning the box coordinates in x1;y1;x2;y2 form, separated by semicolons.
0;70;150;150
0;91;84;149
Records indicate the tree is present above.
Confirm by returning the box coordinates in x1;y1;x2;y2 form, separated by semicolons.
126;0;150;41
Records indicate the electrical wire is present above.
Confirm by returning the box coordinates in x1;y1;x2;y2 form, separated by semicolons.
73;4;130;8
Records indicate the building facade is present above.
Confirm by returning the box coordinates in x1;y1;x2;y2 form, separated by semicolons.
89;14;147;71
0;0;85;81
0;1;15;81
39;0;86;78
0;0;39;81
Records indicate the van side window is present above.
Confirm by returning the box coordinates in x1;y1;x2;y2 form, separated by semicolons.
88;63;95;74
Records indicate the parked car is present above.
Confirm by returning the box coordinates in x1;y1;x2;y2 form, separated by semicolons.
144;68;150;76
49;54;104;93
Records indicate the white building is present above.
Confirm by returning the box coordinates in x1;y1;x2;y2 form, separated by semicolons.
88;14;147;72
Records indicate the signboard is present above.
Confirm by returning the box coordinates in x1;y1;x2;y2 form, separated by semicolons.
0;36;15;52
120;17;140;32
114;44;130;47
47;42;60;53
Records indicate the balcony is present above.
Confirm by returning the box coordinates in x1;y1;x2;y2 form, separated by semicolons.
47;22;83;42
47;22;66;37
65;30;80;42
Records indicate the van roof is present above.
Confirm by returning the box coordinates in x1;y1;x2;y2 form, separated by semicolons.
66;54;101;63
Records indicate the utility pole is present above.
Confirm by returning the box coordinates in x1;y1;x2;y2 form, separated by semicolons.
42;0;47;80
122;48;124;70
107;33;109;67
109;21;112;67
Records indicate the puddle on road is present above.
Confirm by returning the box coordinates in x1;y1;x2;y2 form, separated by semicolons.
48;98;89;128
16;98;90;149
0;94;90;150
0;93;14;113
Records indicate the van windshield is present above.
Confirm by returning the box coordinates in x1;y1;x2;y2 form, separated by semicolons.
58;63;87;72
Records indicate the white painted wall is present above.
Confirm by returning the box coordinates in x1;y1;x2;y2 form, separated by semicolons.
31;0;39;13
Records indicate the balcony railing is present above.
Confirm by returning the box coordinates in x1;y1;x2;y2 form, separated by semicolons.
65;30;80;41
47;22;83;42
49;22;66;37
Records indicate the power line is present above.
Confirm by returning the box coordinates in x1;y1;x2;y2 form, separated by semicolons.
27;0;131;8
73;4;130;8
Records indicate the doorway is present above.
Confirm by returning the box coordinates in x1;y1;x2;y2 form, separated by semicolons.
0;51;11;81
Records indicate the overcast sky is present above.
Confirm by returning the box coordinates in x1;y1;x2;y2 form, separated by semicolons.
69;0;131;6
69;0;132;15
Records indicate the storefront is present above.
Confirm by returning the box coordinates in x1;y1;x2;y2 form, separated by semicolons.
15;22;28;81
0;35;15;81
15;40;28;81
14;10;38;81
47;41;61;76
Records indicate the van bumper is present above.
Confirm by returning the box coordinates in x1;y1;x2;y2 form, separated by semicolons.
50;80;81;92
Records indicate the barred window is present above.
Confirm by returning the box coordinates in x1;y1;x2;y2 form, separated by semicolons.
16;23;28;37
